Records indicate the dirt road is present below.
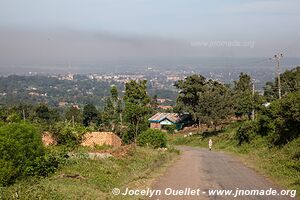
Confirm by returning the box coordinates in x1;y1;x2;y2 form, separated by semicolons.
150;146;294;200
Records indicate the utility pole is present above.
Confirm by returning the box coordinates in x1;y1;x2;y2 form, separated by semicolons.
271;54;283;99
22;109;26;122
72;115;75;127
252;79;255;121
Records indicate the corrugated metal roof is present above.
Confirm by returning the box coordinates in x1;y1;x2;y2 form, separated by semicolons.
148;113;186;123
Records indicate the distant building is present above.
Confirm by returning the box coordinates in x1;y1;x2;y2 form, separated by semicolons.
157;98;167;103
72;104;80;109
157;105;173;110
148;112;190;130
58;101;68;107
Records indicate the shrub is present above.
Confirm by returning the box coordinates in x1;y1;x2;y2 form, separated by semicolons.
235;121;258;145
0;123;44;186
137;129;167;148
0;160;15;186
258;92;300;146
24;148;68;177
50;122;87;147
122;123;148;144
257;114;273;136
163;125;176;134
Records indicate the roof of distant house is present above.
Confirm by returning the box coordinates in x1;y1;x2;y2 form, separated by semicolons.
148;112;188;123
158;105;173;110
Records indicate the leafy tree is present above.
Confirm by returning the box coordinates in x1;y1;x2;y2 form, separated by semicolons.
175;75;234;127
65;106;83;124
264;66;300;101
82;104;98;127
102;86;123;131
123;80;150;105
35;104;60;125
123;80;151;143
110;85;119;102
197;80;234;129
102;97;115;129
116;99;123;126
174;74;206;124
35;104;51;122
259;91;300;146
233;73;254;119
234;73;252;92
264;81;277;102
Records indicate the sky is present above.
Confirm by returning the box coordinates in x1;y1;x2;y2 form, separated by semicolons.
0;0;299;68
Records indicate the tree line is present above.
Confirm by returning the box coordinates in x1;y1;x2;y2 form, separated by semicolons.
1;66;299;146
174;67;299;146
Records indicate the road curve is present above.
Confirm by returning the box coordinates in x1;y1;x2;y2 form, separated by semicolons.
150;146;294;200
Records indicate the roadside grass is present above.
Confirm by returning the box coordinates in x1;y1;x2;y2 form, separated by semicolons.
169;121;300;197
0;146;179;200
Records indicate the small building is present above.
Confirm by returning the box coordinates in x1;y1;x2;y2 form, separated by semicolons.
158;105;173;110
81;132;122;147
148;113;190;130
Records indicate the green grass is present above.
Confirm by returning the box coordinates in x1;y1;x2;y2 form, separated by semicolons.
0;147;179;200
169;121;300;198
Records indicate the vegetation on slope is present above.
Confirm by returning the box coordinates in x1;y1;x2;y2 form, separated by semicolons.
170;120;300;194
1;146;179;200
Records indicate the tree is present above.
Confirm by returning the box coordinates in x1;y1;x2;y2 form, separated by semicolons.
263;81;276;102
35;104;51;122
123;80;150;105
102;86;123;131
110;85;119;102
234;73;252;92
233;73;254;119
264;66;300;101
150;94;159;110
197;80;234;129
102;97;115;130
82;104;98;127
35;104;60;124
65;106;83;124
174;74;206;125
259;91;300;146
123;80;151;143
175;75;235;128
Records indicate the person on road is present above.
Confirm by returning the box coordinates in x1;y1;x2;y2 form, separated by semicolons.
209;139;213;151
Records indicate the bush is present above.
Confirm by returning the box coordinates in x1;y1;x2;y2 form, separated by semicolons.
258;92;300;146
0;160;15;186
137;129;167;148
50;122;87;147
235;121;258;145
163;125;176;134
24;148;68;177
0;123;44;186
122;123;148;144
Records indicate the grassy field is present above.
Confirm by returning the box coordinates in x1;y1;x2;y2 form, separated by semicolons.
1;146;179;200
169;121;300;197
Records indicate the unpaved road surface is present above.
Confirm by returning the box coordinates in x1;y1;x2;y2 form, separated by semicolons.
150;146;295;200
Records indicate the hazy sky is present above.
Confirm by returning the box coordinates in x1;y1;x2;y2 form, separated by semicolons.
0;0;299;67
